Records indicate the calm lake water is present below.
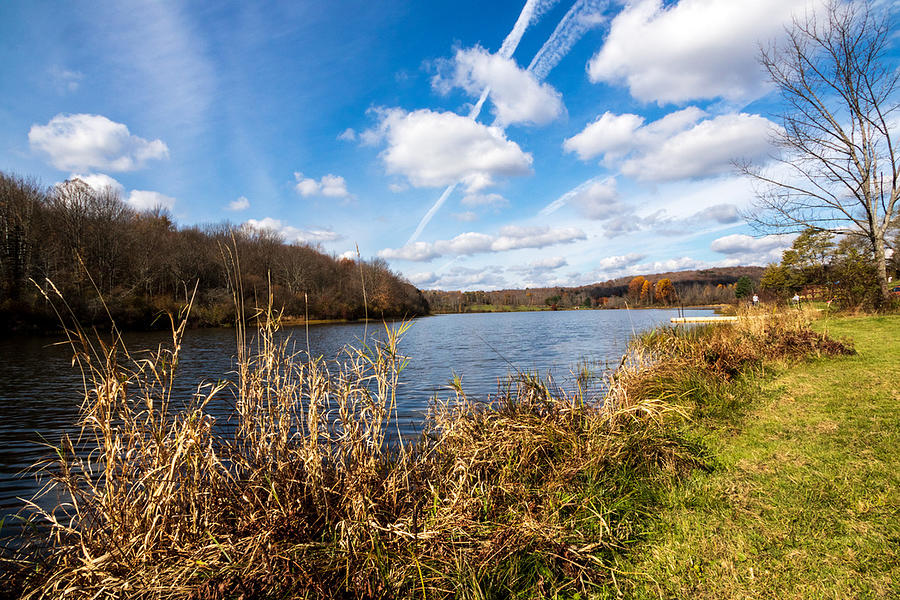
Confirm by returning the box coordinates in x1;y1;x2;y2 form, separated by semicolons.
0;308;713;533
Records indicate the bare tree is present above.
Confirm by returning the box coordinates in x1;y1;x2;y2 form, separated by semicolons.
745;0;899;302
0;173;44;299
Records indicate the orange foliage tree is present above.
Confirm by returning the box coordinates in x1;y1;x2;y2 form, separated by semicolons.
654;278;676;304
640;279;653;304
627;276;646;300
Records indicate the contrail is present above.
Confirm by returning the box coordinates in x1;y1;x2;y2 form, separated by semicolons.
407;0;610;245
407;184;458;245
528;0;610;79
406;0;557;246
498;0;561;60
539;176;601;216
531;0;611;216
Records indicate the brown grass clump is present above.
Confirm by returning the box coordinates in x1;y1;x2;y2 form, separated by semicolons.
641;309;854;381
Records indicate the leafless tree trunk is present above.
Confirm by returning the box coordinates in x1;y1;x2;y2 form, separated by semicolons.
0;173;44;300
744;0;898;303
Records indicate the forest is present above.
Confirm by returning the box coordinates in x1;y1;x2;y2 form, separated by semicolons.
424;266;766;313
0;172;429;333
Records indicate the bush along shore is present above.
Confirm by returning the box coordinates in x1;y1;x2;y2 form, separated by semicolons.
0;308;859;599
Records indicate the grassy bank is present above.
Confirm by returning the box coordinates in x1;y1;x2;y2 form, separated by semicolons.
620;314;900;599
0;309;871;599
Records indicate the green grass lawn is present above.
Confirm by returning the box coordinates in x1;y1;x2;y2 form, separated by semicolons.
621;315;900;599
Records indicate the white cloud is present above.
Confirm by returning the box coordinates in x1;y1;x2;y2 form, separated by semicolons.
435;46;564;127
510;256;568;274
453;211;478;222
595;253;646;272
294;177;319;196
531;256;567;270
29;114;169;172
587;0;822;104
544;173;752;240
365;108;532;192
541;176;635;235
563;112;645;161
244;217;343;245
710;233;794;255
567;177;623;220
99;1;215;137
293;172;351;198
440;232;495;255
621;113;775;181
409;266;508;290
379;225;586;262
228;196;250;211
642;203;744;236
48;66;83;93
565;109;776;181
695;203;741;224
388;182;409;193
380;241;440;262
491;225;587;251
561;253;651;285
127;190;175;212
69;173;124;196
338;128;357;142
633;256;707;274
460;193;509;207
587;253;773;283
579;253;649;281
320;175;350;197
603;215;647;237
711;233;795;265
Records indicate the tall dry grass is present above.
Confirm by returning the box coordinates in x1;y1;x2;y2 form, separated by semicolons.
0;305;852;599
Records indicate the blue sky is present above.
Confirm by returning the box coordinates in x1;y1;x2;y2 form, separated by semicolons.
0;0;862;290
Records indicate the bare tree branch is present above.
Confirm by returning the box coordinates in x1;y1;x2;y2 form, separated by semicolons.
744;0;899;302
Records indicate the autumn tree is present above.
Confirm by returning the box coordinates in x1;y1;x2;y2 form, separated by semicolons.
627;276;646;301
654;278;675;304
745;0;899;303
639;279;652;304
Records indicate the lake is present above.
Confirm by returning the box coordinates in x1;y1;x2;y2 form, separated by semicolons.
0;308;713;533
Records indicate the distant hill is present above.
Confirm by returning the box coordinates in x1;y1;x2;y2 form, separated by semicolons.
576;266;766;299
423;266;765;312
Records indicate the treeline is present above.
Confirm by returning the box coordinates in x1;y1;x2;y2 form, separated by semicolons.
424;267;764;313
0;172;428;332
760;228;900;308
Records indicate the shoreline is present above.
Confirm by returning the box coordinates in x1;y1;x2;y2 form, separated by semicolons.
428;303;730;315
